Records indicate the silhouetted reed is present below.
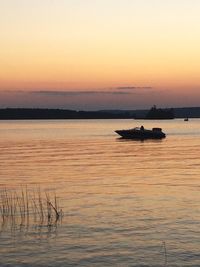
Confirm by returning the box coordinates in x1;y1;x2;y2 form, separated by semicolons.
0;187;63;227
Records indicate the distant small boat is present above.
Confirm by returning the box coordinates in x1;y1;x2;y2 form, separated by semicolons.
184;118;189;121
115;126;166;140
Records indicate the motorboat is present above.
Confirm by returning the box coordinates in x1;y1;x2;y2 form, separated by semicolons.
115;126;166;140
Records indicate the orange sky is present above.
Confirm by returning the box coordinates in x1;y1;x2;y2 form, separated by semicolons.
1;0;200;109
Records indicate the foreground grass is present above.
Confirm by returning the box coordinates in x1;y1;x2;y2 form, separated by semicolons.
0;187;63;227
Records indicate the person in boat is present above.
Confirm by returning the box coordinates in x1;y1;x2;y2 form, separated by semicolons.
140;125;144;131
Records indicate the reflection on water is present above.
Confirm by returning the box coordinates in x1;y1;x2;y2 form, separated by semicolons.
0;119;200;266
0;219;60;241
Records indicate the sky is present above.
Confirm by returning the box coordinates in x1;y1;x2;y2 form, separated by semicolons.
0;0;200;110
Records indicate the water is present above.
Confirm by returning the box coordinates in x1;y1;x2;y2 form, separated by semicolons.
0;119;200;267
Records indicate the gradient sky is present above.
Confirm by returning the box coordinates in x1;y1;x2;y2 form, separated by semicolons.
1;0;200;110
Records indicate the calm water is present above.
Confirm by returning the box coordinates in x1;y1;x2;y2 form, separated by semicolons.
0;119;200;267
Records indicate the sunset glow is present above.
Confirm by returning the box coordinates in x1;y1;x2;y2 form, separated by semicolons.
1;0;200;109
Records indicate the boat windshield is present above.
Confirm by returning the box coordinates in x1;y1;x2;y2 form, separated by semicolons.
132;127;140;130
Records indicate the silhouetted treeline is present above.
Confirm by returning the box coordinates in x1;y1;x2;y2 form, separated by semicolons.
0;108;133;120
145;105;174;119
132;107;200;119
1;107;200;120
173;107;200;118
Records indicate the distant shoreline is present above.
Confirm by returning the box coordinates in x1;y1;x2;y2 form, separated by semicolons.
0;107;200;120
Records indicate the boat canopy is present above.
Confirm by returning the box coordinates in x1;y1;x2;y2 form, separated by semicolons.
152;127;162;132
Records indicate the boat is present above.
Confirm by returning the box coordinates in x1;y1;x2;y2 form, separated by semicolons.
115;126;166;140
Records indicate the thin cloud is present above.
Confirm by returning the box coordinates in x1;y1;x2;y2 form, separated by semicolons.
0;88;154;98
116;86;153;90
29;90;132;96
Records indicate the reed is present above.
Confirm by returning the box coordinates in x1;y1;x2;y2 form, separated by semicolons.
163;241;167;267
0;187;63;226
